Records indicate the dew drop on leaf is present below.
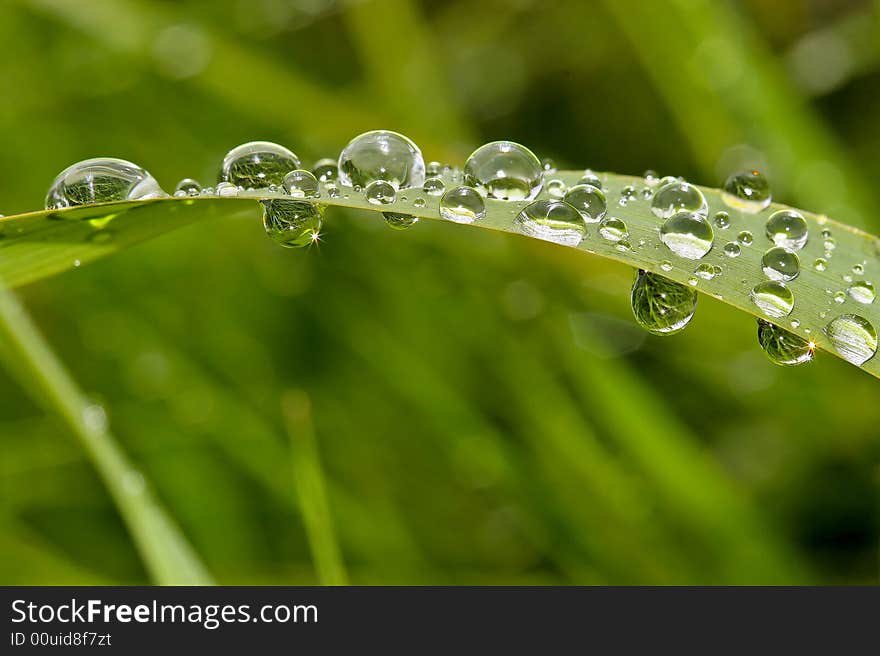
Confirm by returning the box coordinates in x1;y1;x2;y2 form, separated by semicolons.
630;270;697;335
365;180;396;205
761;246;799;282
823;314;878;365
721;169;771;213
219;141;300;189
338;130;425;189
46;158;166;209
765;209;808;250
262;199;323;248
464;141;543;201
757;319;814;366
283;170;319;198
650;181;707;219
515;200;587;246
659;211;714;259
439;186;485;224
563;184;606;223
750;281;795;318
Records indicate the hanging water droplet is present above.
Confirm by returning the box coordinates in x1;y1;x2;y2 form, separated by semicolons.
650;181;707;219
737;231;753;246
215;181;239;196
283;169;319;198
383;213;418;230
219;141;300;189
847;280;875;304
713;211;730;229
721;169;771;213
423;177;446;196
824;314;877;365
174;178;201;197
312;158;339;182
365;179;396;205
515;200;587;246
814;257;827;271
262;199;322;248
598;217;627;242
46;158;166;209
750;281;795;318
438;186;485;224
338;130;425;189
578;172;602;189
630;270;697;335
761;246;800;282
562;184;606;223
546;179;567;198
464;141;543;201
766;209;808;250
723;242;741;258
757;320;814;366
659;211;714;259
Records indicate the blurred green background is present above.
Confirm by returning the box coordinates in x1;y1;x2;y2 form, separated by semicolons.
0;0;878;585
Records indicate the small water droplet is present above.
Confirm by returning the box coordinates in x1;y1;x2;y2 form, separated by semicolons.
541;158;557;174
215;181;239;196
283;169;319;198
515;200;587;246
721;169;771;213
713;211;730;229
757;320;814;366
338;130;425;189
630;270;697;335
312;158;339;182
562;184;606;223
546;179;567;198
174;178;201;197
737;231;753;246
219;141;300;189
365;179;396;205
262;199;323;248
439;186;485;224
413;197;426;208
766;209;808;250
464;141;543;201
814;258;827;271
852;263;864;275
423;177;446;196
723;242;741;258
598;217;627;242
833;291;846;304
578;172;602;189
761;246;799;282
847;281;875;304
750;281;795;318
82;404;108;432
46;158;166;209
694;263;716;280
643;170;659;186
824;238;836;252
651;181;707;219
824;314;877;365
659;211;714;259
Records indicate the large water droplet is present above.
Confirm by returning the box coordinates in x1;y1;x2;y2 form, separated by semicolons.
262;199;322;248
824;314;877;365
757;320;814;366
563;184;606;223
630;270;697;335
598;217;627;242
338;130;425;189
650;181;707;219
312;158;338;182
220;141;300;189
761;246;799;282
464;141;543;201
515;200;586;246
46;158;166;209
750;281;794;318
846;280;875;304
721;170;771;213
439;186;485;224
283;169;319;198
659;211;714;259
766;209;808;250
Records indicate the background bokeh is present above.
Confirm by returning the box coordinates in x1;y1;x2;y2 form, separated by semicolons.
0;0;878;584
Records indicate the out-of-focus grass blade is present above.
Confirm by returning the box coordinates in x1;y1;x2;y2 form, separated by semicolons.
0;281;213;585
282;389;349;586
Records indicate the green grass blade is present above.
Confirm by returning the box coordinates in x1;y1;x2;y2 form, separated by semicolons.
0;281;213;585
281;389;348;586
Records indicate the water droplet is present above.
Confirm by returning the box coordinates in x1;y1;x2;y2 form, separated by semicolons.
643;170;659;186
598;217;627;242
833;291;846;304
562;184;606;223
659;211;714;259
757;320;814;366
174;178;201;197
852;263;864;275
282;169;319;198
651;181;707;219
262;199;322;248
737;231;753;246
695;263;716;280
312;158;338;182
761;246;799;282
721;169;771;213
713;211;730;229
750;281;794;318
630;270;697;335
824;314;877;365
46;158;166;209
439;186;485;224
219;141;300;189
541;157;557;174
423;177;446;196
814;258;827;271
365;179;396;205
425;161;447;177
515;200;587;246
846;280;875;304
215;181;239;196
578;172;602;189
464;141;543;201
546;179;567;198
82;404;108;432
765;209;808;250
338;130;425;189
383;213;418;230
413;198;426;208
824;238;836;252
723;242;741;258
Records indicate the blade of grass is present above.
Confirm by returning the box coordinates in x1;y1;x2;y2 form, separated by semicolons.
281;389;348;586
0;280;213;584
